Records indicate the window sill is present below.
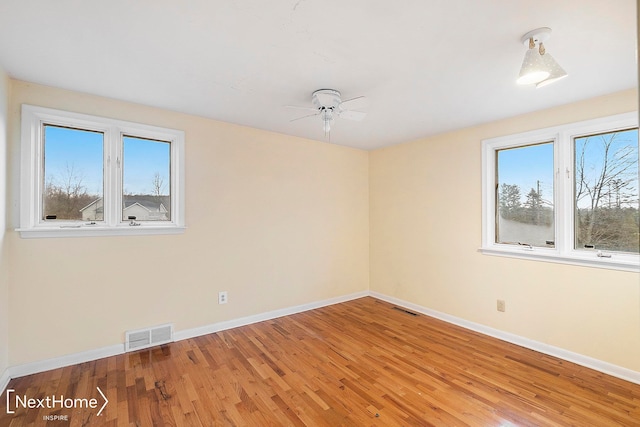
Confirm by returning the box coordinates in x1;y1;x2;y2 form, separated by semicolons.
479;246;639;273
17;225;187;239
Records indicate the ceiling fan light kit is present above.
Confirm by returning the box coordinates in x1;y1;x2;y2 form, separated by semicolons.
321;108;334;133
517;27;567;87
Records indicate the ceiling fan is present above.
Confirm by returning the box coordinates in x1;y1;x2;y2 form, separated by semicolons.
288;89;368;133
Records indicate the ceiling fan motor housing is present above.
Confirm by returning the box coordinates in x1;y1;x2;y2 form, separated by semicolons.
312;89;342;110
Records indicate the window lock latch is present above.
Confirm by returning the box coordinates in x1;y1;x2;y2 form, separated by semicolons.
128;216;141;226
596;250;612;258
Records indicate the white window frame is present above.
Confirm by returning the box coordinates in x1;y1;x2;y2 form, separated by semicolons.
19;104;186;238
481;112;639;272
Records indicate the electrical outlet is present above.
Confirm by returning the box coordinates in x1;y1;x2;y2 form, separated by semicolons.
497;299;506;312
218;291;228;305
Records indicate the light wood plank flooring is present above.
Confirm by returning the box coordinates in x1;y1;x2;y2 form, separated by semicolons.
2;297;640;426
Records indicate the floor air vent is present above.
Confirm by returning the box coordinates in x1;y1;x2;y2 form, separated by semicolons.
392;306;419;316
125;323;173;352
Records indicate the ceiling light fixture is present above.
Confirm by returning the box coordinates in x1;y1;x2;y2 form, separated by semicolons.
516;27;567;87
535;42;568;88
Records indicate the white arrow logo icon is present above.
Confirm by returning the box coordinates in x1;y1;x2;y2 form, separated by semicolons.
96;387;108;416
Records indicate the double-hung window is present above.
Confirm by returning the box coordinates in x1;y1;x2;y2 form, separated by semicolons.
481;112;639;271
19;105;185;238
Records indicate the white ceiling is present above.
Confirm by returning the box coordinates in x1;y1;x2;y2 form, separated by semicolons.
0;1;636;150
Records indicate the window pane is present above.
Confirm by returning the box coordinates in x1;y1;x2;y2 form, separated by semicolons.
574;129;639;253
43;125;104;221
122;136;171;221
496;142;555;247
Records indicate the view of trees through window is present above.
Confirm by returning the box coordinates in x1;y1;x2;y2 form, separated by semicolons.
574;129;639;253
496;129;639;254
122;136;171;222
496;142;555;248
43;125;104;221
43;125;172;222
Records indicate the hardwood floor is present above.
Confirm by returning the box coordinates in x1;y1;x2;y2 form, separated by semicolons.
2;297;640;426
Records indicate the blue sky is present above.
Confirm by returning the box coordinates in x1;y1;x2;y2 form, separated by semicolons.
122;136;170;196
498;142;554;205
44;124;638;207
44;126;170;196
574;128;638;208
498;129;638;208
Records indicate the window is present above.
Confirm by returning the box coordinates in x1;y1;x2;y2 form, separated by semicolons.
482;112;639;272
20;105;185;238
574;129;639;254
43;125;104;221
122;136;172;222
496;142;555;248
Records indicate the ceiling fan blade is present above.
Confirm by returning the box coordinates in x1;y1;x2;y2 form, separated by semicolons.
338;110;367;121
285;105;319;112
290;112;320;122
338;96;368;111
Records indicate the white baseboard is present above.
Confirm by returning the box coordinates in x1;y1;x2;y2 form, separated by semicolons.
174;291;369;341
8;343;124;382
0;290;369;394
3;289;637;397
370;291;640;386
0;368;10;394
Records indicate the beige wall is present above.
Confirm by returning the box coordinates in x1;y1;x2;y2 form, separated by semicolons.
7;80;370;365
0;67;9;376
4;79;639;375
370;89;640;371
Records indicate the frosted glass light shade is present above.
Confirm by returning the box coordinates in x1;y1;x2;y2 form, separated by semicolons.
517;48;550;85
321;109;334;133
323;118;331;133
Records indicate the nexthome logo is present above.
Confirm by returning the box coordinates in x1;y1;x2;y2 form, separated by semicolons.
5;387;108;416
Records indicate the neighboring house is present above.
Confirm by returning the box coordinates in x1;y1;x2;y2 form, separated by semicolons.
123;199;169;221
79;198;103;221
80;196;169;221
